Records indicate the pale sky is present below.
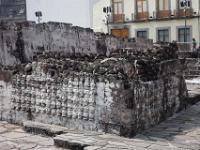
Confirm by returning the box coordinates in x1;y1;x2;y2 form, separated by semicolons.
26;0;99;27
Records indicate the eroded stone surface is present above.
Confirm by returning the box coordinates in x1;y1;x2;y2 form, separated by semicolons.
0;122;66;150
23;121;67;136
0;102;200;149
0;21;188;137
5;57;186;137
54;102;200;150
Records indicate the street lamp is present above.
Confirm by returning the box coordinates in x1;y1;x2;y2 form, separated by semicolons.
35;11;42;23
198;0;200;49
180;0;189;42
180;0;191;50
103;6;112;34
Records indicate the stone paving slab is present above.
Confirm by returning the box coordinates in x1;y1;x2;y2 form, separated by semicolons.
186;78;200;100
0;102;200;149
54;102;200;150
23;121;68;137
0;121;67;150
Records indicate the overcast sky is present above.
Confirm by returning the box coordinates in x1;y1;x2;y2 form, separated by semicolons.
26;0;100;27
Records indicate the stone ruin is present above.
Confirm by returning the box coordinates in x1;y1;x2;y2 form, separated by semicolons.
0;21;187;137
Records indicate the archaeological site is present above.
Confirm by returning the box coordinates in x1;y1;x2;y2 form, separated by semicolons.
0;21;199;150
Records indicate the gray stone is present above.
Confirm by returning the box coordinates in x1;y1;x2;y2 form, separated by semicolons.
23;121;67;136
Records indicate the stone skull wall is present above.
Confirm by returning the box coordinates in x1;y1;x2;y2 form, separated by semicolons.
0;21;187;137
0;57;186;137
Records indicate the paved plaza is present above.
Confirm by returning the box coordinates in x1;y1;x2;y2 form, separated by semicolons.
0;102;200;149
54;102;200;150
0;122;66;150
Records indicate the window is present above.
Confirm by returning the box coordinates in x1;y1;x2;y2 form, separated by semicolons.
177;27;191;42
157;29;169;42
136;0;148;20
157;0;170;18
137;0;147;13
159;0;169;11
137;30;148;39
112;0;124;22
113;0;123;15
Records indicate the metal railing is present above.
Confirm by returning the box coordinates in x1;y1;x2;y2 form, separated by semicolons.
177;42;193;52
154;10;171;19
107;14;125;23
131;12;149;21
108;8;197;24
174;8;194;18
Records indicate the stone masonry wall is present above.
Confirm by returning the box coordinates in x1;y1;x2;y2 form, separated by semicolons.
0;21;152;66
183;58;200;79
0;21;186;137
0;57;186;137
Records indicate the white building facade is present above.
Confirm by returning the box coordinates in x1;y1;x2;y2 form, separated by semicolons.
93;0;200;49
0;0;91;27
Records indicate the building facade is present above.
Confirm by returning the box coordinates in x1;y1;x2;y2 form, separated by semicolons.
0;0;27;21
0;0;91;27
93;0;200;50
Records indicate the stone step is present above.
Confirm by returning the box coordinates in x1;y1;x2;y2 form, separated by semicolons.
23;121;68;137
53;132;138;150
54;134;91;150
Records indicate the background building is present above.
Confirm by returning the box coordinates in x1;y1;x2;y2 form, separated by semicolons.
0;0;92;27
0;0;27;21
93;0;200;50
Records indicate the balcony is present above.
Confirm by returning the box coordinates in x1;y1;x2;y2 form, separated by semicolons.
156;10;171;19
177;42;192;52
112;14;125;23
108;9;197;24
132;12;149;21
176;8;194;17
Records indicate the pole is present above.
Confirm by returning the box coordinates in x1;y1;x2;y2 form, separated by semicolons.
107;13;109;34
184;0;187;52
38;16;41;24
198;0;200;59
103;7;110;35
198;0;200;48
184;1;187;43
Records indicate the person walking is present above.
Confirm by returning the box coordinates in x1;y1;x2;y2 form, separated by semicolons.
192;38;197;51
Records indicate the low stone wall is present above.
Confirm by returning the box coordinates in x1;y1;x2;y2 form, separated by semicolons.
0;21;153;66
182;58;200;79
0;57;186;137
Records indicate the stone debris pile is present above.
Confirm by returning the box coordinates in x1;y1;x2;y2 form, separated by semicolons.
26;42;178;82
0;21;153;66
111;42;178;61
